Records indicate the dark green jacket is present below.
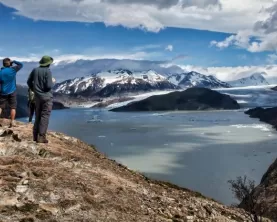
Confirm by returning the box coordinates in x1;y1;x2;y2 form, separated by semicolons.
27;67;53;99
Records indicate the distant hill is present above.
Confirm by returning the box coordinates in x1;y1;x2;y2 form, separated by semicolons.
111;87;240;112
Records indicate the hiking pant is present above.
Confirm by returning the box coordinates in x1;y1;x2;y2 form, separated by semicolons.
33;97;53;138
28;101;35;122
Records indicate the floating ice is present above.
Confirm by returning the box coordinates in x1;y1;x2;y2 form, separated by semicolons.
230;124;271;132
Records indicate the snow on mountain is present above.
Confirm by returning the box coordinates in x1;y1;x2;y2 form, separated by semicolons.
54;69;177;97
264;76;277;85
228;73;270;87
15;59;185;85
167;71;231;88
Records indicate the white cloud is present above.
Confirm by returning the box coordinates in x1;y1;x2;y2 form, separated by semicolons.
132;44;161;51
0;51;155;63
102;0;221;9
180;64;277;81
0;0;274;33
210;35;236;49
211;2;277;52
3;52;277;83
165;45;174;51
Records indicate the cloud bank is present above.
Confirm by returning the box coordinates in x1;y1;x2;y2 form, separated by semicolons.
211;1;277;53
0;0;272;33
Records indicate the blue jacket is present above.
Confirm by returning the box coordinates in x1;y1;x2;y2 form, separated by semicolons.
0;61;23;95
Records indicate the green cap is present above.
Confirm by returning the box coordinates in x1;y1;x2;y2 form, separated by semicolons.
39;55;54;67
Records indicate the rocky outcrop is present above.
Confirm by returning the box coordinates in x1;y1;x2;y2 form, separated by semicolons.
240;158;277;221
271;86;277;91
111;88;240;112
0;119;249;222
245;107;277;130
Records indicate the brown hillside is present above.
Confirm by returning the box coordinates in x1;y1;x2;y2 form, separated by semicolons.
0;119;250;222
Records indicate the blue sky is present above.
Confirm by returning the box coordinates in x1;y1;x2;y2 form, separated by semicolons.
0;1;275;68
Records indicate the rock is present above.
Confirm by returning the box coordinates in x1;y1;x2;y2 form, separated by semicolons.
110;88;240;112
185;216;194;222
52;101;69;110
0;119;249;221
245;107;277;130
271;86;277;91
39;203;59;215
16;185;28;193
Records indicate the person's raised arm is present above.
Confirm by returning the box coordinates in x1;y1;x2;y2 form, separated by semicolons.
12;60;23;72
27;70;34;91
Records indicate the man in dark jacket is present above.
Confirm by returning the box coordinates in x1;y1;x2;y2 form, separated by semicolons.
0;58;23;127
27;55;55;143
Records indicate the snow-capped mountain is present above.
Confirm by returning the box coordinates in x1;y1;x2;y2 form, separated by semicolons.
15;59;185;85
54;69;177;97
228;73;270;87
167;71;231;88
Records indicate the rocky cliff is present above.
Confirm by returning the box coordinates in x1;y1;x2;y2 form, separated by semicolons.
245;107;277;130
0;119;249;222
244;108;277;221
111;88;240;112
240;158;277;221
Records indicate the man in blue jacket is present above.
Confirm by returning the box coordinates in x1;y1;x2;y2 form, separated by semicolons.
0;58;23;127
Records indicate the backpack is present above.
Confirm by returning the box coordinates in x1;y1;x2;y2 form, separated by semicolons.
28;89;35;102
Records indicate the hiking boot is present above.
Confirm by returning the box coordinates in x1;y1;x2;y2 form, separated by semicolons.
37;135;48;144
33;133;38;142
9;121;17;128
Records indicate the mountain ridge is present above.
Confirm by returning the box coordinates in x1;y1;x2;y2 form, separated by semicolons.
168;71;231;88
54;69;178;97
228;73;270;87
